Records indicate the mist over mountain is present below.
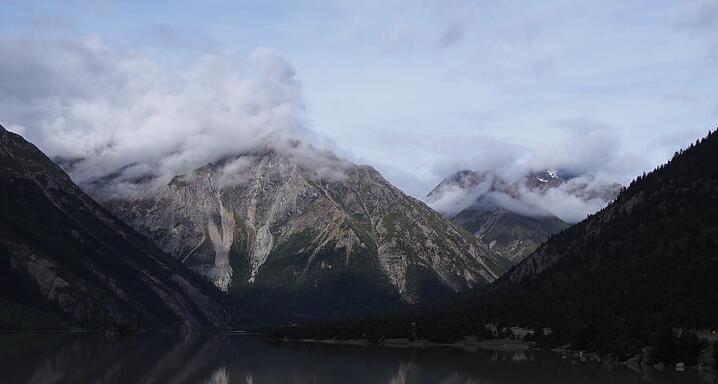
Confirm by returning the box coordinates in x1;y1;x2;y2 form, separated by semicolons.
97;141;510;320
427;168;622;224
0;37;343;201
425;168;620;262
0;36;631;318
0;36;514;321
0;33;682;210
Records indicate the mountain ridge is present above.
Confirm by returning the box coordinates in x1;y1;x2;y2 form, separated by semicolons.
96;143;511;320
0;124;231;331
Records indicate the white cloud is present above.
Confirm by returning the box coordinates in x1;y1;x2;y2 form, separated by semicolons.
427;177;495;217
525;121;647;178
0;36;331;198
424;126;629;223
512;176;619;223
427;172;620;224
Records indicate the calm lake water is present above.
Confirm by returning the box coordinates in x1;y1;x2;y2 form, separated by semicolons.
0;332;713;384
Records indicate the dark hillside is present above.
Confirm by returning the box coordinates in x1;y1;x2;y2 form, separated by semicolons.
0;124;230;330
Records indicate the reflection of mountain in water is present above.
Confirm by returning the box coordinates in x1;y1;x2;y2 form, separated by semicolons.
0;333;710;384
0;333;229;384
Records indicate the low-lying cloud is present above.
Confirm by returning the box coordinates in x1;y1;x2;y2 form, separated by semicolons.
0;34;673;222
425;127;630;224
506;175;620;223
0;35;332;198
427;170;621;224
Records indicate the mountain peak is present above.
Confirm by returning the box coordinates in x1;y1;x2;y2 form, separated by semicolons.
526;169;567;190
100;148;510;320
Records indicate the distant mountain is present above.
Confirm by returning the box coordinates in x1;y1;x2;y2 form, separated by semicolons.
451;206;568;263
96;143;510;320
0;125;230;331
427;169;621;262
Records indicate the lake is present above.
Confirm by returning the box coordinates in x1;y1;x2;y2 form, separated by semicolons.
0;332;712;383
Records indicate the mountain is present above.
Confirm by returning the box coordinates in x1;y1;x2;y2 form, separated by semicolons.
95;143;511;320
473;131;718;354
450;206;568;263
427;169;620;262
285;129;718;359
0;125;230;331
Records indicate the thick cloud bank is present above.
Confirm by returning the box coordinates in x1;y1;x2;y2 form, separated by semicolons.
427;169;622;224
424;121;639;223
0;36;324;197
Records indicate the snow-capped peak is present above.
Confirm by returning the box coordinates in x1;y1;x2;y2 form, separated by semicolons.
547;169;559;179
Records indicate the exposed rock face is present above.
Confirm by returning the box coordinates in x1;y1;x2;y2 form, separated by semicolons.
101;148;510;319
0;125;230;330
450;205;568;264
427;169;621;263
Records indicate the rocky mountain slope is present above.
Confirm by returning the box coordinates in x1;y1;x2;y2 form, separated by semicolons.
450;206;568;263
427;169;620;262
0;125;230;331
98;143;511;320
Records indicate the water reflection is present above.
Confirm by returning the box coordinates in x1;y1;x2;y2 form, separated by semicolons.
0;332;712;384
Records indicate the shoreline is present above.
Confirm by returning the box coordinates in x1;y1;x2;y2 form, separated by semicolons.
268;335;533;352
264;334;714;372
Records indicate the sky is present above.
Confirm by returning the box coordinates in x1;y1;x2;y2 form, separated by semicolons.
1;0;717;198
